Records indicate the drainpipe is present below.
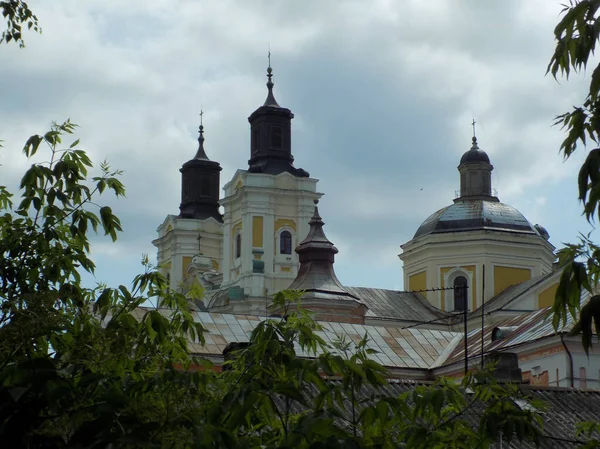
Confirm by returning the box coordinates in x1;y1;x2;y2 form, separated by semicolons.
560;334;574;388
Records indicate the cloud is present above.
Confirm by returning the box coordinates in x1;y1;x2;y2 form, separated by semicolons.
0;0;591;290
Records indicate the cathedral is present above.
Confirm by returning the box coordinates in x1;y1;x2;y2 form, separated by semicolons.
151;63;596;388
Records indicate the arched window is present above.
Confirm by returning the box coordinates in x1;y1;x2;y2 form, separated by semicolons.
453;276;468;311
280;230;292;255
235;233;242;259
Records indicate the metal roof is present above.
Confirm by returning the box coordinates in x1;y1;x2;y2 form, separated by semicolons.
444;298;587;367
346;287;450;323
414;200;538;238
133;308;461;370
304;380;600;448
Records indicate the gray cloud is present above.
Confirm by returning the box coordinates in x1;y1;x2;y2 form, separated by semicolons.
0;0;593;290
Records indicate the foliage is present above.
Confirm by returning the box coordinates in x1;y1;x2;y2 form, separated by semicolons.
0;0;40;47
0;121;207;447
547;0;600;351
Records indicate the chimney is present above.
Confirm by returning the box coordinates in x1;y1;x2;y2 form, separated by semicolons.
222;342;251;371
484;351;523;383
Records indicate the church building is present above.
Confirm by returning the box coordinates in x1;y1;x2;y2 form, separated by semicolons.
151;62;596;389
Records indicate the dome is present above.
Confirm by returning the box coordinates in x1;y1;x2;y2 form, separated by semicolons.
460;137;490;165
414;200;539;238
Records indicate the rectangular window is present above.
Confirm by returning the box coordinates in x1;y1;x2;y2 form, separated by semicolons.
200;177;211;196
271;126;283;149
252;128;258;153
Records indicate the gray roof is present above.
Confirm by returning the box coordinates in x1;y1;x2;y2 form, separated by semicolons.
414;200;539;238
325;380;600;448
346;287;450;323
135;309;460;369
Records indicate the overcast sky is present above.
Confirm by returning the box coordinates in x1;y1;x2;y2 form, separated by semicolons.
0;0;595;291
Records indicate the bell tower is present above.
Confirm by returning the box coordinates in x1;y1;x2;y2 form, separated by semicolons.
221;60;320;300
153;115;224;291
247;59;309;178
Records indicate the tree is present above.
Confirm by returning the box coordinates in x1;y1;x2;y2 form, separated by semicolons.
1;0;40;47
0;121;207;447
547;0;600;354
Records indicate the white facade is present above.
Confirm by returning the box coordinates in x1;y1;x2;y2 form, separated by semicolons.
152;214;223;291
220;169;321;297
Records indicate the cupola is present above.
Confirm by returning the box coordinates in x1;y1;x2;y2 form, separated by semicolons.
456;136;497;202
179;114;223;221
247;60;309;177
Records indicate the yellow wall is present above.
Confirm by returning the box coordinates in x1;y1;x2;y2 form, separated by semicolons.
408;271;427;293
281;266;291;272
182;256;193;279
440;265;477;311
274;218;296;232
538;283;558;308
252;216;264;247
493;266;531;296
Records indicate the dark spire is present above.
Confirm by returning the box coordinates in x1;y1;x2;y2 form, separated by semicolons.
247;57;309;178
194;110;209;160
288;200;353;296
264;52;280;107
179;112;222;222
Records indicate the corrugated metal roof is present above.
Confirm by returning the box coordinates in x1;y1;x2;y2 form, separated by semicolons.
444;292;589;366
345;287;450;323
134;308;461;370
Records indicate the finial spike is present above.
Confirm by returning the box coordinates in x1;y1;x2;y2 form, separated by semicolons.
263;51;279;107
194;110;209;160
471;118;477;139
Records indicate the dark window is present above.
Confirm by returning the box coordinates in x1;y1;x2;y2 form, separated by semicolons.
454;276;468;311
182;178;190;200
200;177;211;196
280;230;292;254
235;233;242;259
271;126;282;149
252;128;258;154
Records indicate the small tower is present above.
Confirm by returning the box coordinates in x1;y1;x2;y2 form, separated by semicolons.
456;136;498;202
179;114;223;220
153;114;224;291
247;60;309;177
286;200;367;324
